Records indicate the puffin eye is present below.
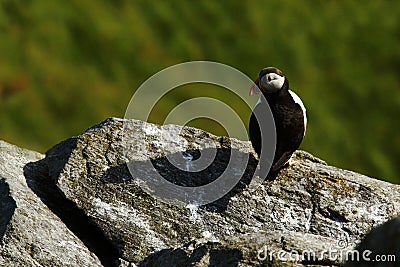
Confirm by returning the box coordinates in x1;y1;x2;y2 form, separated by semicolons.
267;76;272;82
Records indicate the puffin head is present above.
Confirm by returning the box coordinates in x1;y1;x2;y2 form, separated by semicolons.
250;67;287;95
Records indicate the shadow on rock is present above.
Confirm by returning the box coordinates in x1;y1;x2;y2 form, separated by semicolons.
24;153;120;267
101;147;258;213
139;245;243;267
0;179;17;240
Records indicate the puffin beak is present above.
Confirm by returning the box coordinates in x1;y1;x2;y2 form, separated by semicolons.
249;78;260;96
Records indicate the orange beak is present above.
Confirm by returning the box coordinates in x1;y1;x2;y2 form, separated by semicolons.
249;77;260;96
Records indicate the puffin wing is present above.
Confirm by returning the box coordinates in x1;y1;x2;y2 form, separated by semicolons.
270;90;306;174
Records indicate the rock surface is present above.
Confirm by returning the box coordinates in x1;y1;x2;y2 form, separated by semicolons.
0;141;102;266
1;118;400;266
344;217;400;267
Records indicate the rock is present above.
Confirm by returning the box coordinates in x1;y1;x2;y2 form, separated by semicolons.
0;141;102;266
37;118;400;266
344;217;400;267
1;118;399;266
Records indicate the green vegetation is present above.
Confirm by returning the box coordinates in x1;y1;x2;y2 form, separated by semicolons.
1;1;399;183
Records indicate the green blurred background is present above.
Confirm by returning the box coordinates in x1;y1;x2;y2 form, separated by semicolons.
0;1;399;183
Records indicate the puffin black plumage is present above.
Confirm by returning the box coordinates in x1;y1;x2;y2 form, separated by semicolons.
249;67;307;174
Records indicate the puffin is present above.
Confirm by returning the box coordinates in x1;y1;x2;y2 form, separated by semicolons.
249;67;307;174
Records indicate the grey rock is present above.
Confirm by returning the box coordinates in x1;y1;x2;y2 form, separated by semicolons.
0;141;102;266
345;217;400;267
40;118;400;266
1;117;399;266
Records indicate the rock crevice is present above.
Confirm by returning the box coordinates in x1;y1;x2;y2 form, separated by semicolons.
24;159;120;267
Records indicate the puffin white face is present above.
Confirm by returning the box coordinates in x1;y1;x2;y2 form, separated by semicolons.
259;72;285;93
